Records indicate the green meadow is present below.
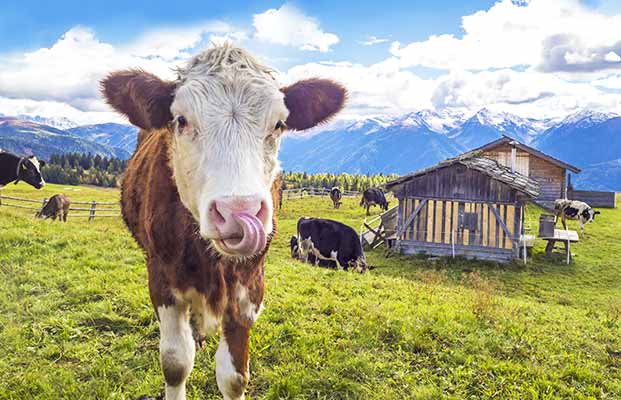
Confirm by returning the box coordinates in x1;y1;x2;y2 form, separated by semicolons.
0;183;619;399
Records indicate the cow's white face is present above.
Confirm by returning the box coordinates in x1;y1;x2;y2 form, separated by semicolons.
170;69;287;255
101;44;346;258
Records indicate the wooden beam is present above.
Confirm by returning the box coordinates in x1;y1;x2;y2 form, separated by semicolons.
397;199;428;238
488;203;516;245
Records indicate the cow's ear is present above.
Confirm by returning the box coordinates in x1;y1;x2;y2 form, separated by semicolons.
282;78;347;131
100;70;176;130
39;160;46;168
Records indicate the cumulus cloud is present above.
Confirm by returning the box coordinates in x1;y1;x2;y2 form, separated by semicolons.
431;68;621;118
253;4;339;52
284;57;435;118
389;0;621;73
0;23;245;119
359;36;390;46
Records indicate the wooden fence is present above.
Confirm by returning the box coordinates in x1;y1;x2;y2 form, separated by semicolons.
0;194;121;220
568;189;617;208
283;187;360;200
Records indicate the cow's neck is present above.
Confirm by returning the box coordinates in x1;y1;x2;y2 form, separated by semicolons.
0;153;20;186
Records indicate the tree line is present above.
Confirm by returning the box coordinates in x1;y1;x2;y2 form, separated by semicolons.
42;153;128;188
282;172;399;192
41;154;398;191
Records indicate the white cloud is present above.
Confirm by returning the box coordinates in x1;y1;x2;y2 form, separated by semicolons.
253;4;339;52
284;58;435;118
0;96;124;125
389;0;621;73
605;51;621;63
593;74;621;90
0;23;245;119
359;36;390;46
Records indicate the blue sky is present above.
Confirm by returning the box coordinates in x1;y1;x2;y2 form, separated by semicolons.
0;0;620;124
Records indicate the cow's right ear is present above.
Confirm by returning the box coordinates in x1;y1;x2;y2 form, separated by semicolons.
100;70;176;130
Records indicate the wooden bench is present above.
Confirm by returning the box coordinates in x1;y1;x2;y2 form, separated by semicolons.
540;229;579;261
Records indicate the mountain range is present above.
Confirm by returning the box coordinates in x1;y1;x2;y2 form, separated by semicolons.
0;109;619;190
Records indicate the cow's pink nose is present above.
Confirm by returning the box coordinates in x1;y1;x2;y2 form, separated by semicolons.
208;196;269;256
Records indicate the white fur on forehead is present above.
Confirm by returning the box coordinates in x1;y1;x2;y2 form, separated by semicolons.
172;44;287;133
176;44;275;82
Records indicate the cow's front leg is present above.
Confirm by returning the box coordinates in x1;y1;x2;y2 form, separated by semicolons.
216;281;263;400
158;303;196;400
216;320;250;400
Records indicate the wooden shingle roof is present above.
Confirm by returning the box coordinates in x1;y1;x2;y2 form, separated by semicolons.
385;154;540;198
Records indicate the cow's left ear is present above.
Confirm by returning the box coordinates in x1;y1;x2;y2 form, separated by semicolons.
282;78;347;131
39;160;46;168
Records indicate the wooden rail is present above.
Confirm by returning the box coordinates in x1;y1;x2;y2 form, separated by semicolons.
0;194;121;220
282;187;360;200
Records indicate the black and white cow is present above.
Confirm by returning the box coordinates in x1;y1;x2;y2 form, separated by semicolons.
296;217;368;272
0;152;45;189
329;186;342;209
290;234;337;269
554;199;600;234
360;187;389;216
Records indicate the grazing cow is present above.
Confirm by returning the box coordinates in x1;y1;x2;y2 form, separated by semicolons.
360;187;389;216
296;217;367;272
290;234;337;269
329;186;342;209
554;199;600;234
0;151;45;189
290;235;299;259
101;44;346;400
36;194;70;222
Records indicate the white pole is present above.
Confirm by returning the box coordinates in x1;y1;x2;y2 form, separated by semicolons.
451;230;455;258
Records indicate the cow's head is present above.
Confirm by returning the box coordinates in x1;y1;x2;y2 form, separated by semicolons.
583;208;600;223
15;156;45;189
101;44;346;257
348;256;369;273
289;236;299;259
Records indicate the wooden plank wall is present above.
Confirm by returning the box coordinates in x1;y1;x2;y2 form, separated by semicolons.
399;198;519;249
568;189;617;208
528;156;564;203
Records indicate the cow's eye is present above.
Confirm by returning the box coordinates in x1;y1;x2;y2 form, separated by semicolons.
177;116;187;129
275;120;287;131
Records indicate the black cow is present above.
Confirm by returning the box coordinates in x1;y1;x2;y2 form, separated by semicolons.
329;186;342;209
296;217;368;272
0;152;45;189
360;187;389;216
36;194;71;222
554;199;600;234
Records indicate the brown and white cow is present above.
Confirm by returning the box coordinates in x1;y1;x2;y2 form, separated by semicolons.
101;44;346;400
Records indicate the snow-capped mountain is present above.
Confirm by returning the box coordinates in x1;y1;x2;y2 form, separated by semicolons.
16;114;79;130
533;110;621;168
449;108;553;147
67;123;139;154
3;108;621;189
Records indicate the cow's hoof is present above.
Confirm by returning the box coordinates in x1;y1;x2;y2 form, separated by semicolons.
135;393;164;400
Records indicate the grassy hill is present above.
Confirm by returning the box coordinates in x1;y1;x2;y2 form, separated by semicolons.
0;183;619;399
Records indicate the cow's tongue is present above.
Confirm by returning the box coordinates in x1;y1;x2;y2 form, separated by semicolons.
221;212;266;256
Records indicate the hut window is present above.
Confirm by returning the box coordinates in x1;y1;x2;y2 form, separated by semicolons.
460;212;478;231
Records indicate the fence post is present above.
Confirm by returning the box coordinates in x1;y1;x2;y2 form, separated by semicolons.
89;200;97;221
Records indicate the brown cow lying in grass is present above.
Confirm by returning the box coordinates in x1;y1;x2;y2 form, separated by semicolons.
101;44;346;400
35;194;70;222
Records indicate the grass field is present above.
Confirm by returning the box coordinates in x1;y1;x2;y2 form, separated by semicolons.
0;183;619;399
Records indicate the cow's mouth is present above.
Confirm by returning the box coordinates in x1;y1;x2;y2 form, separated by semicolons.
213;212;267;257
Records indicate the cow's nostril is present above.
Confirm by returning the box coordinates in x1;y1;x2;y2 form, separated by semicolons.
209;202;226;225
256;200;268;223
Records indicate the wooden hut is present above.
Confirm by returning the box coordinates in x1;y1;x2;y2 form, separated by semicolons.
385;156;540;262
472;136;580;209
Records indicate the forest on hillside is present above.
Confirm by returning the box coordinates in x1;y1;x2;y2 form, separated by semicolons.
41;154;398;191
282;172;399;191
42;153;127;188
